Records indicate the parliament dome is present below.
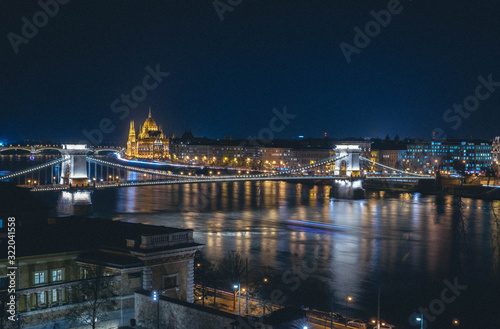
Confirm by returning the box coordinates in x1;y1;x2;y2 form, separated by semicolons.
143;108;158;131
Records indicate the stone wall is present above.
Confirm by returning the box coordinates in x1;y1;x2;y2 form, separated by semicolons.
12;296;134;329
135;292;239;329
134;292;307;329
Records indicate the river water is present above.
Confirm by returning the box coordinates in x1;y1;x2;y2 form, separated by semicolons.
3;155;500;328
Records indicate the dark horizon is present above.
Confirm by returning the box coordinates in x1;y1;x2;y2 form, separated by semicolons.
2;1;500;143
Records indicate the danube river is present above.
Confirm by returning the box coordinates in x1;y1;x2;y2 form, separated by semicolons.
3;155;500;328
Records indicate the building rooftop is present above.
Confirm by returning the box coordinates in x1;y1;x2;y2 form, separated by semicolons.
0;216;202;262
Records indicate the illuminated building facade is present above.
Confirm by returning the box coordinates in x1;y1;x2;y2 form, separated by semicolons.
492;137;500;174
406;140;492;174
126;109;170;159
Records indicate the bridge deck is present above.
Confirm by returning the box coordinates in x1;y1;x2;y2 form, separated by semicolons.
28;174;437;191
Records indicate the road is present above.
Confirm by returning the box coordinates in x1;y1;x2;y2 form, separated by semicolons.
193;286;365;329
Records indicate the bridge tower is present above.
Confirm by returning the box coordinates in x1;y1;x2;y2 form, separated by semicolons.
59;144;90;186
333;145;361;177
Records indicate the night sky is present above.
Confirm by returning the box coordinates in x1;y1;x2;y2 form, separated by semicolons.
1;0;500;144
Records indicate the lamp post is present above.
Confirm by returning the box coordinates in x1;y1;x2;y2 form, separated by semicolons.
233;283;241;316
152;291;159;329
377;286;381;329
416;314;423;329
345;295;352;326
330;296;334;329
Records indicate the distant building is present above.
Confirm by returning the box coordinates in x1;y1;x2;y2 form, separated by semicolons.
126;108;170;159
492;137;500;174
169;133;335;170
377;149;406;169
406;140;492;174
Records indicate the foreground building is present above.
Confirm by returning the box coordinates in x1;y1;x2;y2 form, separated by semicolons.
0;216;202;328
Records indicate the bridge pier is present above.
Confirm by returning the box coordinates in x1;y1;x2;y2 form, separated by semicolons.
59;144;90;187
56;191;93;216
333;145;361;177
330;180;365;199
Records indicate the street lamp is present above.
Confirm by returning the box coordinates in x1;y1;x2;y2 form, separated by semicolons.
233;283;241;315
452;318;460;326
345;295;353;326
152;291;159;329
197;263;205;307
416;315;423;329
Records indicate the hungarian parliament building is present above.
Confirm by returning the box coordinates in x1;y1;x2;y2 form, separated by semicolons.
126;109;170;159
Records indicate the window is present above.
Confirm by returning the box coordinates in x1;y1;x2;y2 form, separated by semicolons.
34;271;46;285
162;274;179;290
80;268;88;279
52;269;63;282
52;289;58;303
39;292;46;304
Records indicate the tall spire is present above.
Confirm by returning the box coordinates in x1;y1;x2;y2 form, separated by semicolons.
128;120;136;142
148;107;152;118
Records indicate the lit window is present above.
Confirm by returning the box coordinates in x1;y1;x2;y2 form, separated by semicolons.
34;271;46;285
52;269;63;282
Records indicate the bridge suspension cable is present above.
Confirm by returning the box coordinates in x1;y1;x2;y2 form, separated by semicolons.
254;154;347;178
94;175;345;189
359;156;433;178
0;157;69;181
88;154;346;181
87;157;195;179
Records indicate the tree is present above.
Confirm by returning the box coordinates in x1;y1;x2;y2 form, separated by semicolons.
452;159;466;177
194;251;217;305
216;251;246;310
217;251;246;287
68;266;118;329
252;266;277;316
384;134;391;142
394;134;400;143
